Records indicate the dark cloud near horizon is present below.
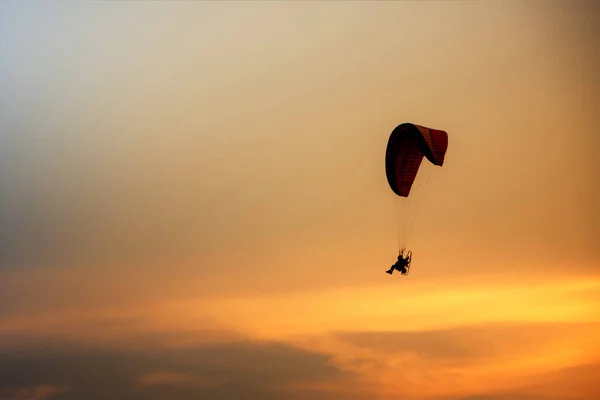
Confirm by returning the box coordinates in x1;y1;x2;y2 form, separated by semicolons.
1;324;597;400
0;338;363;400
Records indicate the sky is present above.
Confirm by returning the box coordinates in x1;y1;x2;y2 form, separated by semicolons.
0;1;598;399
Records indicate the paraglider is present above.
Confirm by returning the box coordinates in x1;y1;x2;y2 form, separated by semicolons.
384;123;448;276
386;247;412;275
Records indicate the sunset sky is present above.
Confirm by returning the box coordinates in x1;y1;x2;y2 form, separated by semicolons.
0;1;598;399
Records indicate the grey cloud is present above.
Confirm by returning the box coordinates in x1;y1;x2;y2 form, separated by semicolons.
0;337;362;400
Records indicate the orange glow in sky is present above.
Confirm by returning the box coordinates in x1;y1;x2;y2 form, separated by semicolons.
1;1;598;399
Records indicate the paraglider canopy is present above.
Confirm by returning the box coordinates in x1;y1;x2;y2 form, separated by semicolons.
385;123;448;197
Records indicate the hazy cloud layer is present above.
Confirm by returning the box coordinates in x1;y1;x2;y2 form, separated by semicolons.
441;363;599;399
336;321;600;366
327;322;599;399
